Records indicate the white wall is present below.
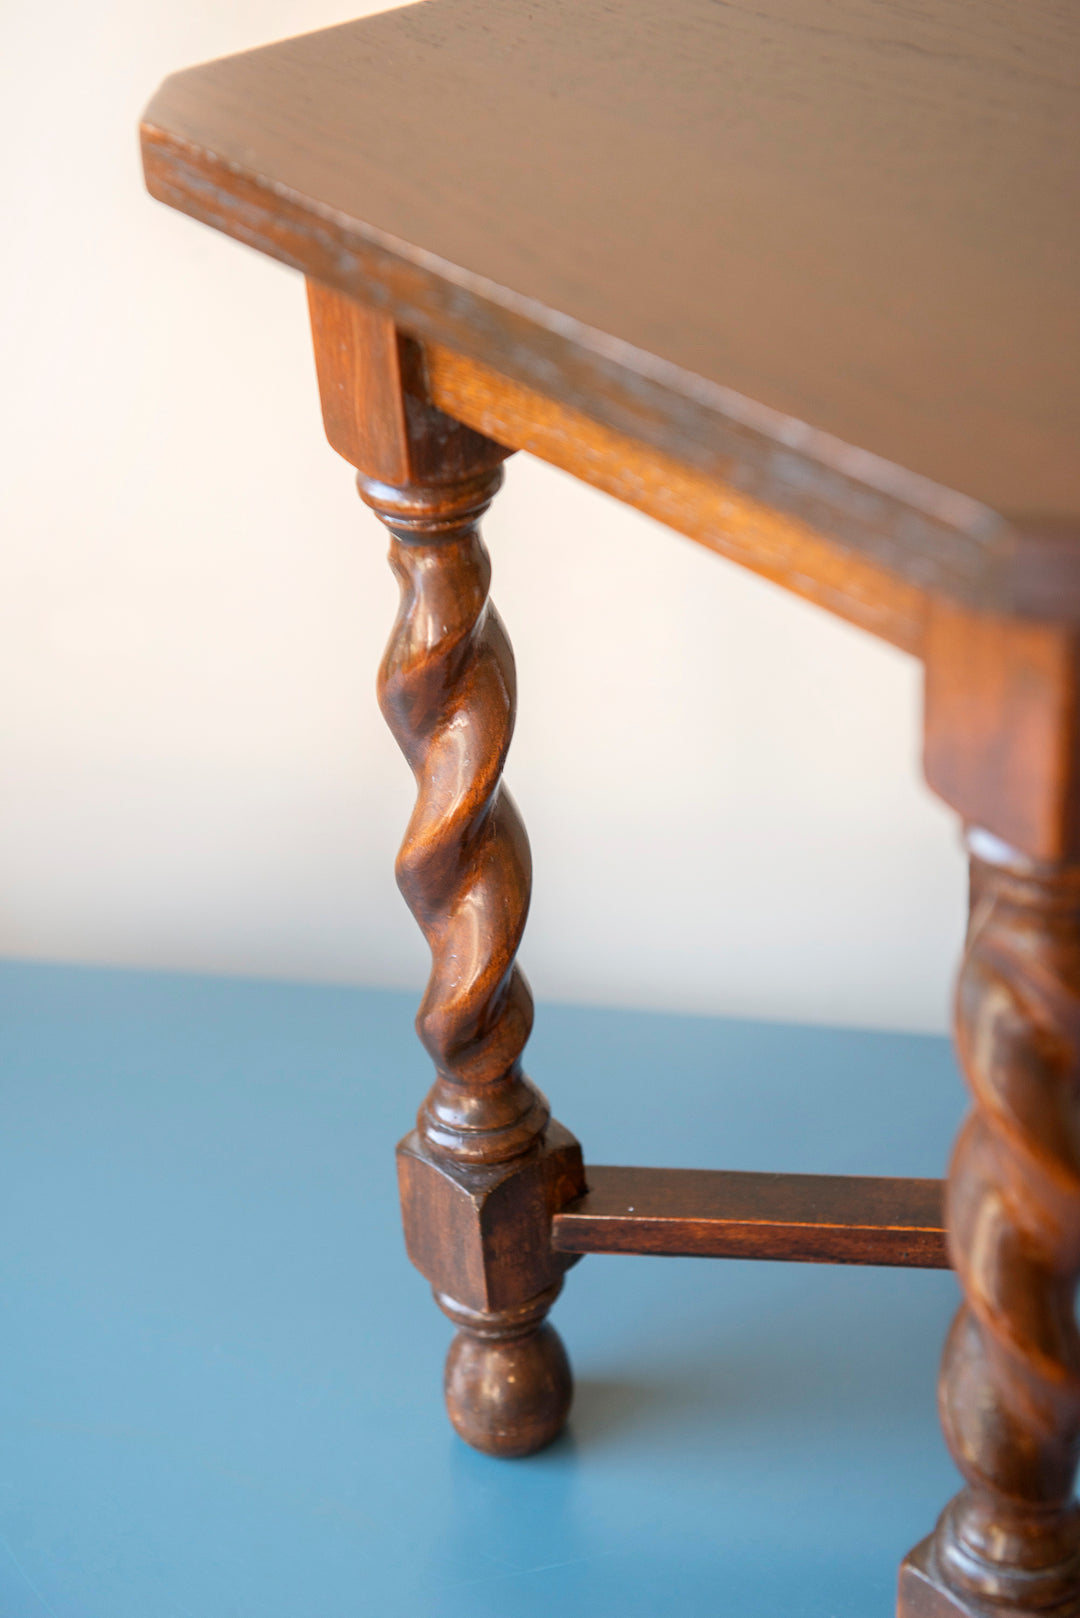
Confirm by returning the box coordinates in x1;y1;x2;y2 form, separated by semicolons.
0;0;967;1031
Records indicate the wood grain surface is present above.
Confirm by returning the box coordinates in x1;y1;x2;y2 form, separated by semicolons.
552;1166;948;1268
426;341;927;651
899;836;1080;1618
923;604;1080;859
141;0;1080;623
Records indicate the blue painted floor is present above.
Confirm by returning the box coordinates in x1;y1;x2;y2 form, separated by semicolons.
1;961;966;1617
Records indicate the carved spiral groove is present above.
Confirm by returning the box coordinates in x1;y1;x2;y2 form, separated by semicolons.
936;831;1080;1611
362;469;548;1165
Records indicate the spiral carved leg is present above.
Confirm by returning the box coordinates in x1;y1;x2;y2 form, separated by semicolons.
363;467;546;1165
900;830;1080;1618
360;465;584;1457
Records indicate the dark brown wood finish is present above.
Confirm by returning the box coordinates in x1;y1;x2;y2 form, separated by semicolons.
307;280;584;1457
141;0;1080;637
424;343;926;652
553;1167;947;1268
899;834;1080;1618
141;7;1080;1611
924;605;1080;863
422;343;1080;864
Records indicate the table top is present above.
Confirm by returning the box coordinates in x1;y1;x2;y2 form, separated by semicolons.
142;0;1080;607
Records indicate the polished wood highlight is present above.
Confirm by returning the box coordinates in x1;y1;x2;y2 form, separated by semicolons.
899;836;1080;1618
366;461;545;1165
553;1166;947;1269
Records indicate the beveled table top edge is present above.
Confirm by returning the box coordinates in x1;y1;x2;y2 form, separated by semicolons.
140;60;1080;629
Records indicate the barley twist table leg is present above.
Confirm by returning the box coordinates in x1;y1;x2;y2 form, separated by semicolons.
900;830;1080;1617
359;465;582;1457
361;467;547;1165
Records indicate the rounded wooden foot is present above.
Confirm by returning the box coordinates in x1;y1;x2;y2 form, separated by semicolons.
444;1323;572;1458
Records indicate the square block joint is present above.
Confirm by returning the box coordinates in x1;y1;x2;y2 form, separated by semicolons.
396;1121;585;1315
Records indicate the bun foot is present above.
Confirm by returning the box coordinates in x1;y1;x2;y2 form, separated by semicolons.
444;1322;572;1458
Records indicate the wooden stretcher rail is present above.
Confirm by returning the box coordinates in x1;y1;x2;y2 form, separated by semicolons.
552;1166;949;1269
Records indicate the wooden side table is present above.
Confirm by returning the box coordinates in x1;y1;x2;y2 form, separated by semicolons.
140;4;1080;1613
